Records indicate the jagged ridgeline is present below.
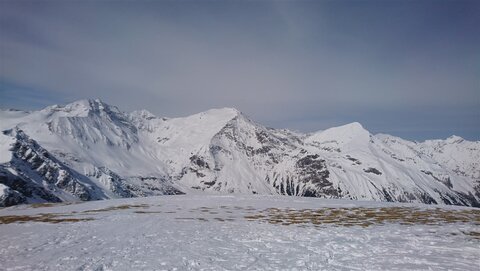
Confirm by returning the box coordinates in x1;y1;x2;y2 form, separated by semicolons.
1;99;479;207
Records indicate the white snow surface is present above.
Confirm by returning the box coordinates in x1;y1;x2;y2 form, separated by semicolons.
0;195;478;270
0;183;8;197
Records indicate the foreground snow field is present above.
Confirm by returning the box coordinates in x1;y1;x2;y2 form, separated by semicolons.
0;195;479;271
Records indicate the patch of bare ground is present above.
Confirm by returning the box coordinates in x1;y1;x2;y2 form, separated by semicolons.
462;231;480;240
245;207;480;227
81;204;149;213
0;204;153;224
29;202;79;208
134;211;163;214
0;213;94;224
174;217;209;222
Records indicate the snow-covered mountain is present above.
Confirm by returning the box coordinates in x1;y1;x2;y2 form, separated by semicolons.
1;99;478;207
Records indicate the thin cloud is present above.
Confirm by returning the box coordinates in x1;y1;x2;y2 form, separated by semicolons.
0;0;478;140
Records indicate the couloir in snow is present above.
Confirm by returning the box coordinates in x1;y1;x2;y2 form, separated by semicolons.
0;99;478;207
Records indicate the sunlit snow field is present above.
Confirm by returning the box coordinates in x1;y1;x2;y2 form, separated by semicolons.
0;195;479;270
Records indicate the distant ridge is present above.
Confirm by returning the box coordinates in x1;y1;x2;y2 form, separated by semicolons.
0;99;478;207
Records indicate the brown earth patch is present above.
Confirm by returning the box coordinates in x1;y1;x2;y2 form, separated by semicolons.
0;213;94;224
245;207;480;227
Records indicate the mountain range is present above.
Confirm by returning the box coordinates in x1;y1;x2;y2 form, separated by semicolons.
1;99;478;207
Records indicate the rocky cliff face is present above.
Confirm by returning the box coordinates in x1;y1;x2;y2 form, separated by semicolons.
1;128;104;203
0;99;478;207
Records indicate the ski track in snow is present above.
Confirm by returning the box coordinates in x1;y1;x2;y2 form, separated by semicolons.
0;195;479;271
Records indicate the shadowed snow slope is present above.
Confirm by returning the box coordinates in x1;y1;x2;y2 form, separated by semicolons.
0;99;479;206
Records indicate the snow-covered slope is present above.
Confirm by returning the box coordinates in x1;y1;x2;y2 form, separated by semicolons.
0;99;478;206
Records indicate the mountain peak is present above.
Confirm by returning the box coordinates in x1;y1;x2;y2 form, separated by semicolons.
66;99;117;112
342;121;363;129
306;121;370;147
202;107;241;116
193;107;243;123
129;109;157;120
316;122;369;136
42;99;121;117
445;135;464;144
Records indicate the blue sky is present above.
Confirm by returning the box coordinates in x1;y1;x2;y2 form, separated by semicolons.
0;0;479;140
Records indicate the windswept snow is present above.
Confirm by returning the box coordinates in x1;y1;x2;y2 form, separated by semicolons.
0;195;478;270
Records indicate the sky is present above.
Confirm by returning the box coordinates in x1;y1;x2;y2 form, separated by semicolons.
0;0;479;141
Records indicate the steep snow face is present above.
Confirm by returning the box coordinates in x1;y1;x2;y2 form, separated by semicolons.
422;136;480;180
306;122;371;151
0;132;14;164
0;99;478;207
376;134;480;202
0;99;138;150
40;99;118;117
45;99;139;148
151;107;241;156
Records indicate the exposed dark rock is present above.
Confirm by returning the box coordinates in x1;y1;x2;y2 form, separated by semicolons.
382;188;394;202
474;182;480;199
364;167;382;175
0;165;62;203
294;155;339;197
419;192;438;205
203;180;216;187
2;128;102;202
346;155;362;165
255;131;270;144
421;170;453;189
0;185;26;207
190;155;210;169
456;191;480;208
